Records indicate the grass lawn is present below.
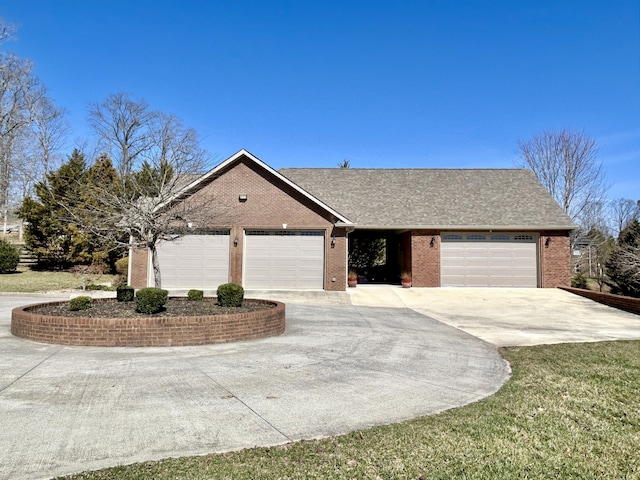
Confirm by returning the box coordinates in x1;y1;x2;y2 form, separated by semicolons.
0;268;115;292
56;340;640;479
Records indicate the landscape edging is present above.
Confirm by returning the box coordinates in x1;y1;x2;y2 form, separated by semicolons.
559;286;640;315
11;297;285;347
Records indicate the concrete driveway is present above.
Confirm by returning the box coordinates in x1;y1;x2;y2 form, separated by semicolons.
0;292;507;480
1;287;638;480
348;287;640;346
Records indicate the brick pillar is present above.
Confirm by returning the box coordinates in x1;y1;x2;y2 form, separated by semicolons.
129;246;149;288
540;231;571;287
326;227;347;291
411;230;440;287
229;226;243;285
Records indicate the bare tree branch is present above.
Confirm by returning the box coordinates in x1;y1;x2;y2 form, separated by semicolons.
72;95;224;287
517;129;607;225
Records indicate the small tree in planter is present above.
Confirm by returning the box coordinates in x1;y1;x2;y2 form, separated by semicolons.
401;271;412;288
348;270;358;288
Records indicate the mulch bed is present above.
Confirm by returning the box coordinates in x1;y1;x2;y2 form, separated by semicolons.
30;298;275;318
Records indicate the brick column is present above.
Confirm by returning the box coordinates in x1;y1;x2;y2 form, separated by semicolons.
129;246;149;288
540;231;571;287
326;227;347;291
411;230;440;287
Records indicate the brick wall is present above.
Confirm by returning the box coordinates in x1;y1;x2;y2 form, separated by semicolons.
129;247;149;289
11;299;286;347
131;156;344;290
540;231;571;288
411;230;440;287
326;227;348;291
559;287;640;315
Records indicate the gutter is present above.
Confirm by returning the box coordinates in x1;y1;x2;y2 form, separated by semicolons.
334;223;576;231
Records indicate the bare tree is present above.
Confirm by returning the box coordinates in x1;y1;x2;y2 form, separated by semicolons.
88;93;154;178
608;198;639;239
0;20;67;232
73;96;224;287
0;54;39;232
0;18;16;44
517;129;607;225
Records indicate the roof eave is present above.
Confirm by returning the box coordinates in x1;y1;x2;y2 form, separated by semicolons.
341;224;576;231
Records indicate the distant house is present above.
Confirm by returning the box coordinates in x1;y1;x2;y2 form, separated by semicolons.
129;149;576;290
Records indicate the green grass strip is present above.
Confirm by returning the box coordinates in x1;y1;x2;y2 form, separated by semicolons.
57;341;640;479
0;269;114;292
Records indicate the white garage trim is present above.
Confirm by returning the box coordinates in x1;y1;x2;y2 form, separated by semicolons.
150;233;230;289
440;232;538;287
244;230;325;290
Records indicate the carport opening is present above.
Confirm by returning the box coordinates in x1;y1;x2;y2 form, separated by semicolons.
348;230;407;284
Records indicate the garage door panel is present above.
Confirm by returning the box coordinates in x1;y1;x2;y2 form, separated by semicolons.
441;233;538;287
155;235;230;289
245;232;324;289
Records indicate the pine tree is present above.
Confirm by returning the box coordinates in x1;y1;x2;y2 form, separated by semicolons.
17;150;124;269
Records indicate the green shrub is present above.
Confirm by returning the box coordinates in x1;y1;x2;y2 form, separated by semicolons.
187;289;204;301
0;240;20;273
217;283;244;307
571;273;588;289
115;256;129;276
69;296;92;311
135;287;168;314
116;285;135;302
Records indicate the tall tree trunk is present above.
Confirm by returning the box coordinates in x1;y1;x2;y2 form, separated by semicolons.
149;243;162;288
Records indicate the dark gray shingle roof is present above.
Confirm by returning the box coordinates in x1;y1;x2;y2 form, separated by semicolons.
279;168;576;230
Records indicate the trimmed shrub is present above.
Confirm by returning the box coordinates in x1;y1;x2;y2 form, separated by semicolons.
571;273;588;289
69;296;92;311
115;256;129;276
116;285;135;302
187;289;204;301
135;287;168;314
217;283;244;308
0;240;20;273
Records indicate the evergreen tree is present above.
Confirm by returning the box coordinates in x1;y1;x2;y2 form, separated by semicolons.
606;220;640;297
17;150;124;269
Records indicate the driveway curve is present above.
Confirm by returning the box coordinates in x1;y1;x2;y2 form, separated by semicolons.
0;294;508;480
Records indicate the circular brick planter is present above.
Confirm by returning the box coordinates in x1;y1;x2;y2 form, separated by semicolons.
11;298;285;347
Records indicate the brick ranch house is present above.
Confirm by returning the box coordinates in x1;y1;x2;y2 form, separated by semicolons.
129;149;576;291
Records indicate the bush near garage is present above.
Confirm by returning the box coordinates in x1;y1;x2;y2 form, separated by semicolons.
217;283;244;307
187;289;204;301
0;239;20;273
135;287;168;314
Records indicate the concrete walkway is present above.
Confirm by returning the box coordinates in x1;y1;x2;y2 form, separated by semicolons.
0;292;508;480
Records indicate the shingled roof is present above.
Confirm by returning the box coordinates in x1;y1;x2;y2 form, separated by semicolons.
279;168;576;230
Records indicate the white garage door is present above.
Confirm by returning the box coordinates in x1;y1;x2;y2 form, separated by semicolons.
441;233;538;287
153;234;230;289
244;231;325;289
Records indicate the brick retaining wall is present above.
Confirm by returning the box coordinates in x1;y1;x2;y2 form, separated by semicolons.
559;287;640;315
11;299;286;347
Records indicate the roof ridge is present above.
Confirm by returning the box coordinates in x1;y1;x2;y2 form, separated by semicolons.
279;167;530;171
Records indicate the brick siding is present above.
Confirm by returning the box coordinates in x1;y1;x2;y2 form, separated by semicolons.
540;232;571;287
411;230;440;287
559;287;640;315
11;298;286;347
131;157;344;290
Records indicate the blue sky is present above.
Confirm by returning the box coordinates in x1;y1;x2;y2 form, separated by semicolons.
2;1;639;199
